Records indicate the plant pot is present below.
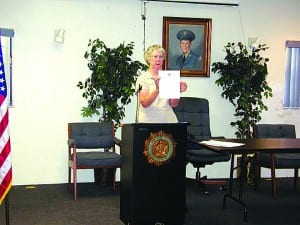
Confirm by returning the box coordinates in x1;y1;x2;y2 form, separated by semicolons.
94;168;114;186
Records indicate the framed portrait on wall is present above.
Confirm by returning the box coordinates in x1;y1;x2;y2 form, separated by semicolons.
162;17;212;77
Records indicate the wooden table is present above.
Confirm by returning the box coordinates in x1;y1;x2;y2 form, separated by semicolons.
198;138;300;222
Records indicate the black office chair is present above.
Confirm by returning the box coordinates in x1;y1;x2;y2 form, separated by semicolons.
253;124;300;199
173;97;231;194
67;122;121;200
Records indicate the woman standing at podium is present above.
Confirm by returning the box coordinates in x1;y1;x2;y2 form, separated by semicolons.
136;44;187;123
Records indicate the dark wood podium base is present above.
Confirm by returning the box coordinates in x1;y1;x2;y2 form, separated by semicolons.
120;123;188;225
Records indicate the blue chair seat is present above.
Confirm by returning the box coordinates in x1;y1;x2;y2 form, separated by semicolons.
187;149;230;165
76;152;121;167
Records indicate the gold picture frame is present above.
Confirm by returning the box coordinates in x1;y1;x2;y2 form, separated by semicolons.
162;16;212;77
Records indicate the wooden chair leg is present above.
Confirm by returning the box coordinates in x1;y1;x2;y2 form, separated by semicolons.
112;168;117;191
271;154;277;199
68;167;71;192
73;168;77;201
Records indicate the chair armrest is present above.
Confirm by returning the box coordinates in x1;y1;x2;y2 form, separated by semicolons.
68;138;76;147
113;136;121;146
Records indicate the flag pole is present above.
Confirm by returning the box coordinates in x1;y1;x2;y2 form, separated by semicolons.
5;193;9;225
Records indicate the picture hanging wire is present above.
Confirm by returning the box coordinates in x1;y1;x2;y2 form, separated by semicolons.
140;0;239;50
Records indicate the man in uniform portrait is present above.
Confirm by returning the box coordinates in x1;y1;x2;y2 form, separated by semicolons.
175;29;202;70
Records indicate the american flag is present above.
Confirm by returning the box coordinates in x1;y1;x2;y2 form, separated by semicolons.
0;38;12;204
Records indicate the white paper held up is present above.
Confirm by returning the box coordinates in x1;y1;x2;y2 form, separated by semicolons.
158;70;180;99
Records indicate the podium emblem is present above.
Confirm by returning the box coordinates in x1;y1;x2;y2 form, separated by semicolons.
144;130;176;166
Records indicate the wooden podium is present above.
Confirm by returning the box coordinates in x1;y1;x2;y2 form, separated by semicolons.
120;123;189;225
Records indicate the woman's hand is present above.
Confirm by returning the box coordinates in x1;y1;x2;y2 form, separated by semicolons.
180;81;187;92
169;98;179;107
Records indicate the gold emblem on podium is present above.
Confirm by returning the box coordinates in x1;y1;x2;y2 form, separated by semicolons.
144;130;176;167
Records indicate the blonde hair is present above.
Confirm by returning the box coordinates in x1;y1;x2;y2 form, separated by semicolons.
144;45;166;65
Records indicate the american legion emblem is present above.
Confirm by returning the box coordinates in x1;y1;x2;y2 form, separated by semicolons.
144;130;176;167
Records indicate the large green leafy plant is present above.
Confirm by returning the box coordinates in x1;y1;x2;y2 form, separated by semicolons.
77;39;145;128
211;42;273;139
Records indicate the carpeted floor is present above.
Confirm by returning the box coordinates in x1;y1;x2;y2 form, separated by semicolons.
1;178;300;225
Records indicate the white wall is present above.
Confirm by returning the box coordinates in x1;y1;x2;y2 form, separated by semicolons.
1;0;300;185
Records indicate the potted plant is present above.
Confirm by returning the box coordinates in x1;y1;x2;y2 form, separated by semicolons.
77;38;145;185
211;42;273;139
77;38;145;129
